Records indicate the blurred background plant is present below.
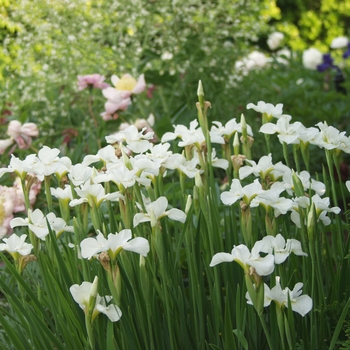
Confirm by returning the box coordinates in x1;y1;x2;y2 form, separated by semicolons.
1;0;350;158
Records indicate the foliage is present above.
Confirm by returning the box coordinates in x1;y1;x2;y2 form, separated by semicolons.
0;0;269;136
273;0;350;50
0;82;350;349
0;2;350;349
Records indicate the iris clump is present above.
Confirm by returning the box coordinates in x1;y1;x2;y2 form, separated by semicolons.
1;81;349;349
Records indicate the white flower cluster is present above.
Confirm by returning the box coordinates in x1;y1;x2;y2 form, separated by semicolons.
210;233;312;316
5;99;350;326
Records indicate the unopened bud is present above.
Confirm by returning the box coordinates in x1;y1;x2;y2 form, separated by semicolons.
88;276;99;314
197;80;204;97
240;114;247;132
195;171;203;188
90;276;99;299
307;203;316;235
139;255;146;268
185;195;192;214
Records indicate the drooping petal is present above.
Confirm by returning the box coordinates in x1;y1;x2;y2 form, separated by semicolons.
133;213;150;227
29;224;49;240
259;123;277;135
273;251;290;264
290;295;313;317
70;281;93;310
209;252;235;266
286;239;308;257
167;208;186;223
69;198;88;207
10;217;29;228
96;296;122;322
247;254;275;276
220;191;242;205
122;237;150;257
80;232;108;259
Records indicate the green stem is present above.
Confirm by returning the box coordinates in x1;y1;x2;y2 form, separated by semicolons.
276;306;287;350
282;142;290;168
292;144;300;174
44;176;53;212
85;313;95;350
259;313;275;350
325;150;338;207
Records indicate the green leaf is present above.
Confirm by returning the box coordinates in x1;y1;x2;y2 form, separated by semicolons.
232;329;248;350
329;296;350;350
224;294;237;349
0;310;28;350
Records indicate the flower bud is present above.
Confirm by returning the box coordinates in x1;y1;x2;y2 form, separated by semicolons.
185;195;192;215
233;132;240;155
307;203;316;237
197;80;204;97
195;171;203;188
88;276;99;314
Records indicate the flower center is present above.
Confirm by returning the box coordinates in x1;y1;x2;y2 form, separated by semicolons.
115;76;137;91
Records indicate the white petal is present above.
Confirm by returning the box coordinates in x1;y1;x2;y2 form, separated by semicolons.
107;230;132;252
286;239;307;257
10;217;29;228
209;252;235;267
231;244;251;263
30;208;45;224
150;197;168;218
248;254;275;276
29;224;49;240
123;237;150;257
291;295;313;316
274;251;290;264
167;208;186;223
69;198;87;207
220;191;241;205
133;213;150;227
80;233;108;259
96;300;122;322
69;281;92;309
259;123;277;135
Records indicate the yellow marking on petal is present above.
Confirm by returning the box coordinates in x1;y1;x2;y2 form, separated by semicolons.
115;75;137;91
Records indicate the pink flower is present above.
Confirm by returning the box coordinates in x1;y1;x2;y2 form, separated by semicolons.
101;73;145;120
77;74;110;91
100;98;131;121
0;120;39;154
0;138;14;154
0;186;16;237
0;177;41;237
110;74;146;98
